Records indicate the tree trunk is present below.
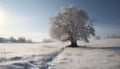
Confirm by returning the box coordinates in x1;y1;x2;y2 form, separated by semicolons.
70;36;78;47
70;40;78;47
68;31;78;47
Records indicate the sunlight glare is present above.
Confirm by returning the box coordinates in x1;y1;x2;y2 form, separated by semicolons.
0;8;7;27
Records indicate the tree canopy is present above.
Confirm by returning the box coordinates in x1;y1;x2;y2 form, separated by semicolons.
49;5;95;47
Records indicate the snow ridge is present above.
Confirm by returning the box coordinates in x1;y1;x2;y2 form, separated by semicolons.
39;48;64;69
0;47;65;69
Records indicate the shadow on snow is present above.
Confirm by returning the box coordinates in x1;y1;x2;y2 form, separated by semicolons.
78;46;120;50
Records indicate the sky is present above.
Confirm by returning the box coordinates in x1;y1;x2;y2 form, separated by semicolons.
0;0;120;42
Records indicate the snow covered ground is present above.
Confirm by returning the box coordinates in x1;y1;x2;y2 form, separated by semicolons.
0;39;120;69
0;42;66;69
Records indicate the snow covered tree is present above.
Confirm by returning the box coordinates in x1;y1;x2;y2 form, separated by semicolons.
49;5;95;47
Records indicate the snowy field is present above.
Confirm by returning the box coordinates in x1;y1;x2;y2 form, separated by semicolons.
0;39;120;69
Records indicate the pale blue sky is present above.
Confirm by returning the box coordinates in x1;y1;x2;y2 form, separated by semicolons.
0;0;120;41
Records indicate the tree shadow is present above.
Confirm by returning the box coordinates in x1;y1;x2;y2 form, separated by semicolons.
78;45;120;50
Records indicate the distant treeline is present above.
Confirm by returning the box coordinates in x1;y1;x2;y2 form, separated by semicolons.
106;34;120;39
95;34;120;40
0;37;32;43
42;39;54;43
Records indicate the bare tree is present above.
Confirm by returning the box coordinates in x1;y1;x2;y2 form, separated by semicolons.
9;37;17;42
17;37;26;43
49;5;95;47
95;35;101;40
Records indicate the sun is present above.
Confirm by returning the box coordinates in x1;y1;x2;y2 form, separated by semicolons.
0;9;9;33
0;9;6;21
0;7;7;28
